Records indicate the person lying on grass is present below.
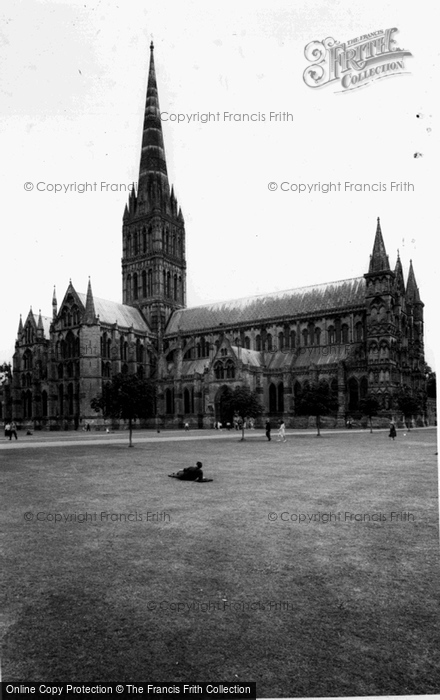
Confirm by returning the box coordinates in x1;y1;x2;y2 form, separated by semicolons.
168;461;213;482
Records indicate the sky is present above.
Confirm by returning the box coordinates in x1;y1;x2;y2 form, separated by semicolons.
0;0;438;368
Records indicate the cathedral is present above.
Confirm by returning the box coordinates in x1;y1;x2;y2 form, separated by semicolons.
10;44;427;431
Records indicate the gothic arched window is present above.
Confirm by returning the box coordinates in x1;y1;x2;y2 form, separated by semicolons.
269;383;277;413
126;274;131;302
277;382;284;412
165;388;174;414
133;273;138;300
184;388;191;414
42;390;48;417
102;362;111;378
136;340;144;363
360;376;368;398
214;362;224;380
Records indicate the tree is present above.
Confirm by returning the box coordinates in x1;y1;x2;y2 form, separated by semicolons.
358;393;380;433
425;364;436;399
91;373;156;447
396;385;422;430
295;381;338;436
221;385;263;441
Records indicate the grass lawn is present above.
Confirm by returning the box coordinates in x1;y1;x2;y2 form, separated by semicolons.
1;428;439;696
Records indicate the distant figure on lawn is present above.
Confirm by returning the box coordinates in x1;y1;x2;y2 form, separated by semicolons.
9;421;18;440
265;420;272;441
169;461;213;482
277;420;286;442
389;422;397;440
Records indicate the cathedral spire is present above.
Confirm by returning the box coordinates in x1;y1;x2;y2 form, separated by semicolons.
18;314;23;334
37;310;44;331
394;250;405;294
52;286;58;319
83;278;97;324
368;217;390;273
121;43;187;322
406;260;421;303
137;41;170;201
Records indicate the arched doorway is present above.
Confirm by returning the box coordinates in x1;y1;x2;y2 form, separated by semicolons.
214;385;233;425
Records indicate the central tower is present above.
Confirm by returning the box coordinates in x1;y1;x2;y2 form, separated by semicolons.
122;42;186;334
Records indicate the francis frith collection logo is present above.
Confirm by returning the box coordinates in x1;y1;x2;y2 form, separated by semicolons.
303;28;412;91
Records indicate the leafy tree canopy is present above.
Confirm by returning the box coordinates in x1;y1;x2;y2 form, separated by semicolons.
358;394;380;418
91;373;155;420
221;385;263;440
425;366;436;399
396;385;422;419
295;381;338;418
91;374;156;445
295;381;338;436
358;393;380;433
222;385;263;420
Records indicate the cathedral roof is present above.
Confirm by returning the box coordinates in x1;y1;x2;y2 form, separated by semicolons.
237;348;265;367
76;293;150;332
181;358;211;375
165;277;366;335
265;344;353;370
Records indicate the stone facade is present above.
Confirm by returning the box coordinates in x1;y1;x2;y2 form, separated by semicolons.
10;44;429;430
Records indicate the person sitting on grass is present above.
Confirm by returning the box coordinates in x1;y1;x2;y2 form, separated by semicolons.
169;461;213;482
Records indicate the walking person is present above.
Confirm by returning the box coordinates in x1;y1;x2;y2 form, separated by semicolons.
5;422;11;439
265;420;271;441
9;421;18;440
277;420;287;442
389;421;396;440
